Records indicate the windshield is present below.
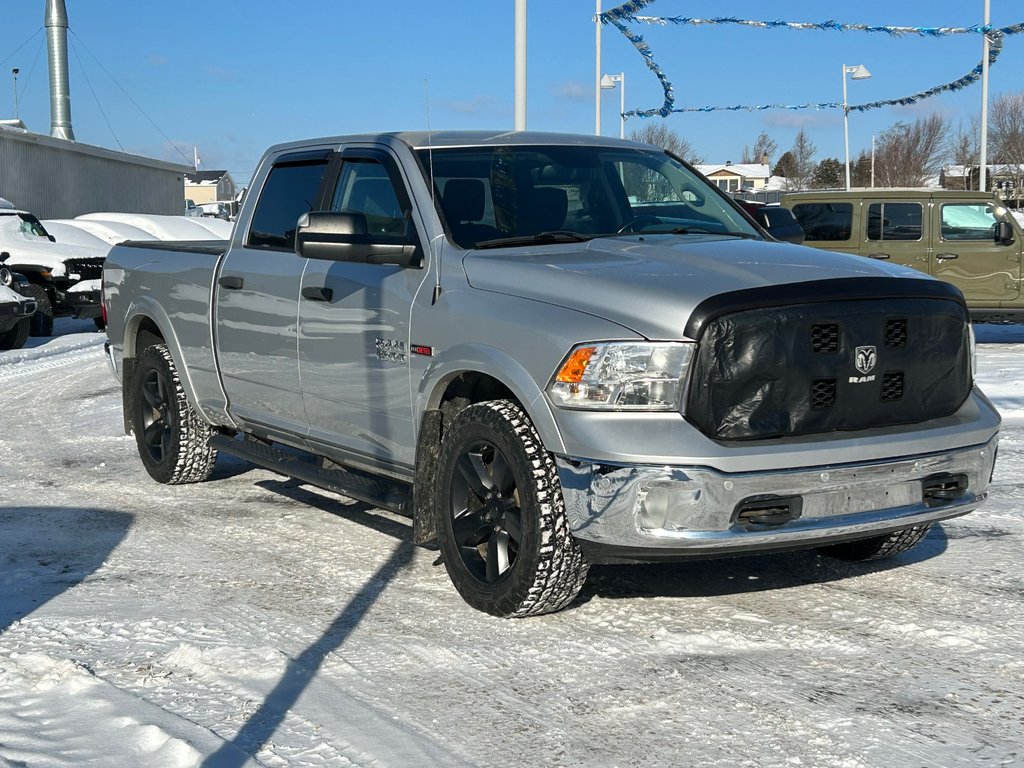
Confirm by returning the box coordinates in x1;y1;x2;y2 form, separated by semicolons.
416;145;760;249
1;212;52;239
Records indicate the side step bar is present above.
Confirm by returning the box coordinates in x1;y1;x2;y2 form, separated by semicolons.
209;434;412;515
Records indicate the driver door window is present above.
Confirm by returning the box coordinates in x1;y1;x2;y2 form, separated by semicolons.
330;160;407;237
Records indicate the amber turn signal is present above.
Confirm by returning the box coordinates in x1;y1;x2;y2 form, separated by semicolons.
555;346;597;383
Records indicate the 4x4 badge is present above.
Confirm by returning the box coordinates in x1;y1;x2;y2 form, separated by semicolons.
855;346;877;375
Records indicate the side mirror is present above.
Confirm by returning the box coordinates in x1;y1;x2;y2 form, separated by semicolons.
995;220;1015;245
295;211;422;267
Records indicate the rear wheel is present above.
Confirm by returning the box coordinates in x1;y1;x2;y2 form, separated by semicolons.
133;343;217;484
435;400;589;617
817;524;932;562
0;318;30;350
24;284;53;337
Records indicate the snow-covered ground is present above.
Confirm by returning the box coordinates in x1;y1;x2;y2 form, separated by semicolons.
1;320;1023;767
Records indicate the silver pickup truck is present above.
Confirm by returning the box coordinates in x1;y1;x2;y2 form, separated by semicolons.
103;131;1000;617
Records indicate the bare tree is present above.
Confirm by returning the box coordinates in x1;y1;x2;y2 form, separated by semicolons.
989;91;1024;194
782;129;817;191
873;114;949;187
752;131;778;166
629;123;704;164
947;120;980;191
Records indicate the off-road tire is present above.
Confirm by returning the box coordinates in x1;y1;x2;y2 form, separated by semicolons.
134;343;217;484
817;524;932;562
435;399;589;618
0;318;30;350
24;284;53;337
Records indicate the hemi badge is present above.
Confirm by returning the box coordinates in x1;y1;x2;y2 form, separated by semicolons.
411;344;433;356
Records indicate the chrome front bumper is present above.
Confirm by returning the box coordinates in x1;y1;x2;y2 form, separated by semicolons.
556;436;998;556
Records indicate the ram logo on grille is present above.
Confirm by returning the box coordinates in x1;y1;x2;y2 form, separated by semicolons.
855;345;877;375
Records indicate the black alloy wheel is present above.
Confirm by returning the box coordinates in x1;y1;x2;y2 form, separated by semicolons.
448;438;525;584
132;344;217;484
139;363;174;464
435;400;589;618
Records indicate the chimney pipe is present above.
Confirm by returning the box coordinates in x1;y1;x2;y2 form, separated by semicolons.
45;0;75;141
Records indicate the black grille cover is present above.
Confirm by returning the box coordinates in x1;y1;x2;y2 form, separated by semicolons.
686;297;972;440
63;257;104;281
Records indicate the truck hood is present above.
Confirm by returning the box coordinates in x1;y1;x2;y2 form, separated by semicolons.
463;235;922;340
0;236;108;275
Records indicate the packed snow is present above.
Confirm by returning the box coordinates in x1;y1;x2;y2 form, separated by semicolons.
1;319;1022;767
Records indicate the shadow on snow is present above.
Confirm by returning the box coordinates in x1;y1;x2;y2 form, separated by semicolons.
0;506;133;633
581;524;950;603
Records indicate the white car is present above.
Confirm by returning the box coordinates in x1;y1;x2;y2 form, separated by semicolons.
0;207;106;336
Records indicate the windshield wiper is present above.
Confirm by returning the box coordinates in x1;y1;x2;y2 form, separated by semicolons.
601;227;758;240
473;230;595;249
658;228;759;239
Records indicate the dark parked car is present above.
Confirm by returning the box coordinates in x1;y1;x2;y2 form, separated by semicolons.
0;258;37;350
737;201;805;244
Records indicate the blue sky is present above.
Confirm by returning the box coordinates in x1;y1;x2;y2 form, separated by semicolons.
2;1;1022;185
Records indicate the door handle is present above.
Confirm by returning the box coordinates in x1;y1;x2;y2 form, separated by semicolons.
301;286;333;302
867;253;890;260
218;275;244;289
935;253;959;261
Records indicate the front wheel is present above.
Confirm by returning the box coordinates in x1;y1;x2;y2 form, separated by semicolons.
0;319;30;350
24;284;53;337
133;343;217;484
435;400;589;617
817;524;932;562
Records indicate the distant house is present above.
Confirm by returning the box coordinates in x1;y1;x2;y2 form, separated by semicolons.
184;170;237;206
694;162;772;193
941;164;1024;206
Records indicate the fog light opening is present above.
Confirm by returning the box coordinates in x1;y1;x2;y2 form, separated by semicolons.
732;495;804;529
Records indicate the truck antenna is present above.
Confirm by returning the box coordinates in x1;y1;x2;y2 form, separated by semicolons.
425;79;442;304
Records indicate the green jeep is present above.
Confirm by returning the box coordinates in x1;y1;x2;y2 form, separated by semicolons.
782;189;1022;321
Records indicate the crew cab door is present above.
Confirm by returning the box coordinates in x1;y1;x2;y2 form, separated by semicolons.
857;200;931;273
214;149;333;436
931;200;1021;303
297;147;428;469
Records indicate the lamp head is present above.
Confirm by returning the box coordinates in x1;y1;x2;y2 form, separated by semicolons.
600;74;618;89
846;64;872;80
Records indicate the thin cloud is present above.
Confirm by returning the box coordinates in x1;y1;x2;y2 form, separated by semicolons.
149;55;169;67
439;95;494;115
763;112;840;129
205;66;236;81
554;81;590;102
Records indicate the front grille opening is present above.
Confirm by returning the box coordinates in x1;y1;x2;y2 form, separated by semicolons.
922;473;968;506
811;323;839;353
811;379;837;409
63;258;104;281
885;318;908;348
881;371;904;401
733;495;804;528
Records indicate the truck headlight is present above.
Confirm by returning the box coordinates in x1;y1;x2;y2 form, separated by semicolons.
548;342;693;411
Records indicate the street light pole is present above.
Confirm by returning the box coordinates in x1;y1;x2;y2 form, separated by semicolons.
842;64;872;190
11;68;18;121
980;0;991;192
514;0;527;131
600;73;625;138
595;0;602;135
